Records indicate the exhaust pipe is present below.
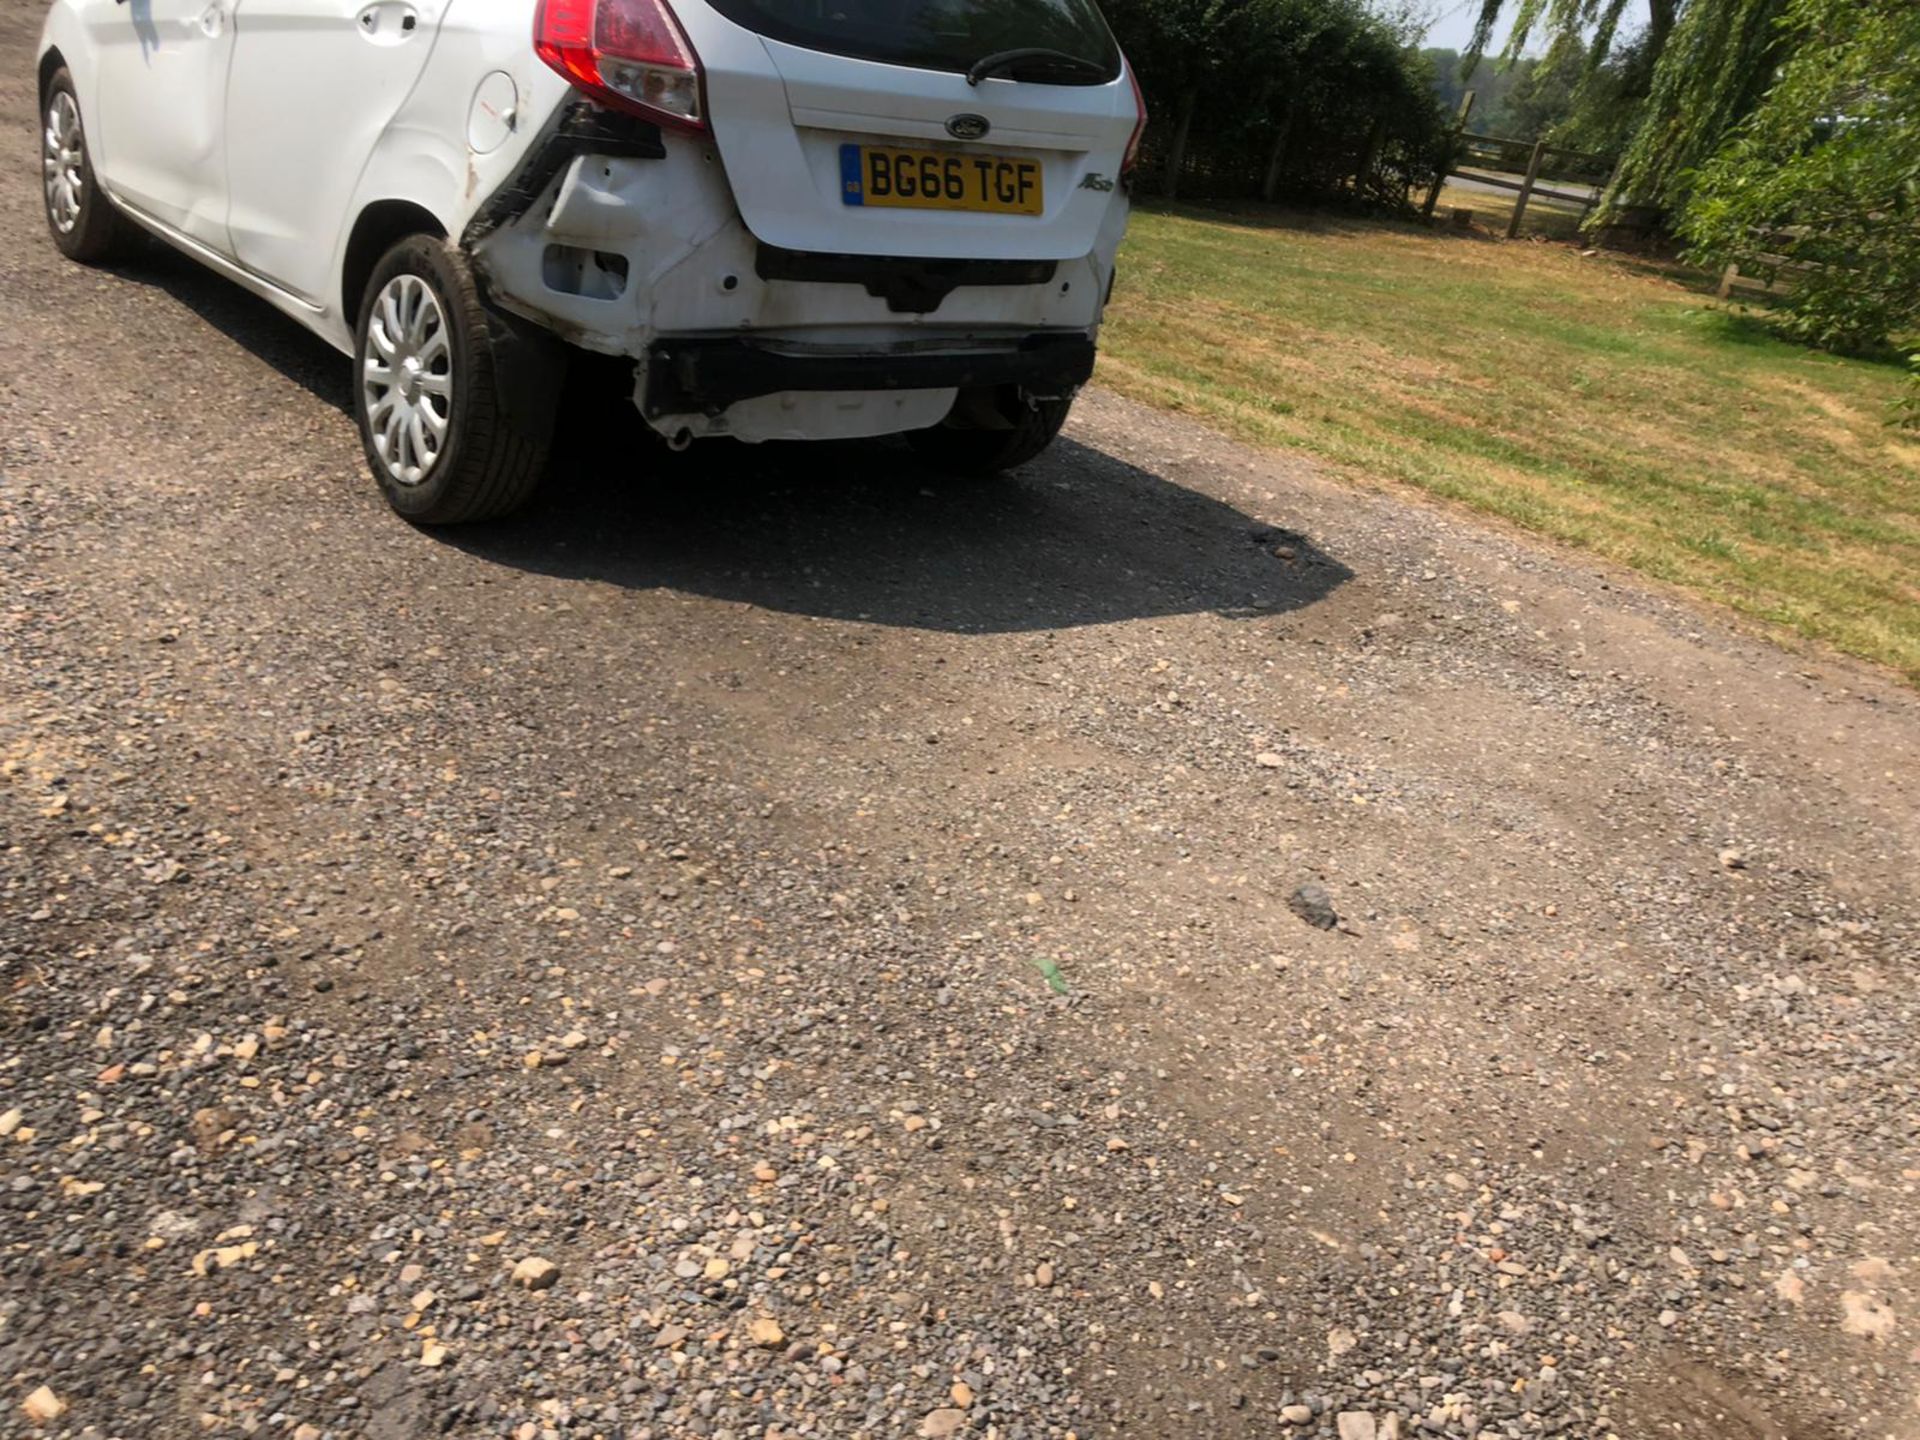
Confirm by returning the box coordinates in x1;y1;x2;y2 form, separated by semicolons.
667;427;694;453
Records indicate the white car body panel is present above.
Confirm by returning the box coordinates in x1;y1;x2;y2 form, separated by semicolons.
38;0;1136;443
323;5;573;344
81;0;236;250
689;21;1134;260
223;0;451;306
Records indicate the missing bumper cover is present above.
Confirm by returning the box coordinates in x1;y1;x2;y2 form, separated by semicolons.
463;98;666;247
644;334;1096;417
754;244;1057;315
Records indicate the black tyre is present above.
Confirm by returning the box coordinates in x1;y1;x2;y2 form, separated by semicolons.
353;236;554;524
907;388;1075;476
41;67;138;264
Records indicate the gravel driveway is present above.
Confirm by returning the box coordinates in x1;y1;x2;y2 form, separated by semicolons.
5;11;1919;1439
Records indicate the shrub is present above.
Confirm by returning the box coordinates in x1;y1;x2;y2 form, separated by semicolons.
1680;0;1920;416
1106;0;1447;207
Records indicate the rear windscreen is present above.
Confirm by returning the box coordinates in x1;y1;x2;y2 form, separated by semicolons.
702;0;1122;83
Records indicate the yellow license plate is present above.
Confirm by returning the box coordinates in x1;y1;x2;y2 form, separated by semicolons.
839;144;1043;215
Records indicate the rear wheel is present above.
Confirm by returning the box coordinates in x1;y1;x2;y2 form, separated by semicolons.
353;236;554;525
907;388;1074;476
41;68;138;264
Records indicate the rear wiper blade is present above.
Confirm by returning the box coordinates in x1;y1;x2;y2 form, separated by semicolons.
966;47;1110;86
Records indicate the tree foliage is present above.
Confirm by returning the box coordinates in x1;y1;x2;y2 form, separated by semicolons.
1423;47;1521;119
1465;0;1678;74
1488;37;1587;137
1421;44;1587;139
1105;0;1445;203
1544;28;1653;158
1680;0;1920;397
1458;0;1789;219
1603;0;1790;215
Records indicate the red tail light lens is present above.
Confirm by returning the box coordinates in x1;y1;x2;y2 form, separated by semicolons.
1122;58;1147;181
536;0;705;132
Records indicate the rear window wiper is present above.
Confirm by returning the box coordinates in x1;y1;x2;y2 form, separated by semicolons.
965;47;1111;86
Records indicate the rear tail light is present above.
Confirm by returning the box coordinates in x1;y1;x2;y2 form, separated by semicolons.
535;0;705;132
1121;58;1147;182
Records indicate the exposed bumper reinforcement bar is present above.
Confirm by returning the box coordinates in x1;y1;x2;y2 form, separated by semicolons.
642;335;1097;417
754;244;1058;315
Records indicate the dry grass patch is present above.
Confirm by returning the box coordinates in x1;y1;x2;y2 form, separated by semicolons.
1100;202;1920;682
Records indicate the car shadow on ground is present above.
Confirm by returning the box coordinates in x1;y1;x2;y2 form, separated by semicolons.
108;243;357;410
455;424;1354;634
116;241;1352;635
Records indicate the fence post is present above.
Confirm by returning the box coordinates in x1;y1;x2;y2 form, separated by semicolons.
1422;89;1475;219
1716;262;1739;299
1506;138;1547;240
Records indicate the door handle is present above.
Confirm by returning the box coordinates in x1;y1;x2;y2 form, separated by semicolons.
357;2;419;37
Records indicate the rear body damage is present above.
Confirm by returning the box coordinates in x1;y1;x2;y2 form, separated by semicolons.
465;100;1123;446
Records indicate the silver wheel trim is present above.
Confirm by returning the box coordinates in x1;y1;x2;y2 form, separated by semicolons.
43;91;85;235
361;274;454;487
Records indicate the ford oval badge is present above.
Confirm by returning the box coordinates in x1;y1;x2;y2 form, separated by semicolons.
945;113;991;141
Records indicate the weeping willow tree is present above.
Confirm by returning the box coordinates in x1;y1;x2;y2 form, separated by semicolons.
1680;0;1920;417
1465;0;1678;73
1458;0;1690;221
1462;0;1798;221
1601;0;1791;216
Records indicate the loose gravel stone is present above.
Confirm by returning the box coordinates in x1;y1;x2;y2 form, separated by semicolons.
510;1257;560;1292
1287;882;1339;930
1;85;1916;1440
21;1387;67;1424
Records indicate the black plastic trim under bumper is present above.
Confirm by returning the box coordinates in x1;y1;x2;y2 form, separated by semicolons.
643;335;1096;417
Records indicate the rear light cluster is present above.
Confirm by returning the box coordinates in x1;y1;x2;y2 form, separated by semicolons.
535;0;706;132
1122;58;1147;181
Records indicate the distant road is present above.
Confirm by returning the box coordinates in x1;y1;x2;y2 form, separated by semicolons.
1445;169;1601;212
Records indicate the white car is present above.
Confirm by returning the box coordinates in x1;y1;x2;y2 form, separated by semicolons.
37;0;1144;522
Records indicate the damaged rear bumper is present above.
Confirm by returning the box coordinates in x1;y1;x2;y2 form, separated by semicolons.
461;107;1121;444
642;333;1096;418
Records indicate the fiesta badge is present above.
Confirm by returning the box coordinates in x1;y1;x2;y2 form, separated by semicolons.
945;113;991;141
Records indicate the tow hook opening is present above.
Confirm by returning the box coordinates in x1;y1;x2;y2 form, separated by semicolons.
945;383;1065;432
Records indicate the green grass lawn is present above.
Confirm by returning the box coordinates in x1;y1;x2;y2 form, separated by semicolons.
1099;200;1920;683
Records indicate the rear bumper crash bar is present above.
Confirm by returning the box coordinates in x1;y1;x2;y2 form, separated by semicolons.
642;334;1096;417
754;244;1057;314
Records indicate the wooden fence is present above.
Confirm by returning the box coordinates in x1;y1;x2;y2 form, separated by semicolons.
1715;231;1820;299
1419;92;1617;239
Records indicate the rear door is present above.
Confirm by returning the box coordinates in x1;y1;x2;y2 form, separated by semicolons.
675;0;1136;261
222;0;447;304
84;0;237;249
